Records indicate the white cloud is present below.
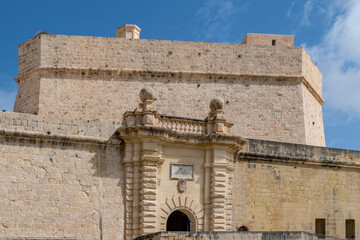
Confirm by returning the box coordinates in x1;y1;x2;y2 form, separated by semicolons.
305;0;360;117
301;0;314;26
0;89;16;111
299;0;350;28
286;2;295;18
196;0;247;42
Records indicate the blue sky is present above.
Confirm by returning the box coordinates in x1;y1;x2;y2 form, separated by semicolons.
0;0;359;150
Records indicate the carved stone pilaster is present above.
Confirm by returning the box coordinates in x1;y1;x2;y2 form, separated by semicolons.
210;162;228;231
139;154;159;235
132;142;141;237
208;145;238;231
226;159;235;231
122;143;134;240
123;162;133;240
203;147;212;231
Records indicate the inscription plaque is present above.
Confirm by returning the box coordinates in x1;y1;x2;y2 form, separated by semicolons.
170;164;194;180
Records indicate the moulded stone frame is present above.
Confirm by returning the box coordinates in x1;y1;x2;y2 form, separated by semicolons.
165;208;197;231
159;194;204;231
169;163;194;180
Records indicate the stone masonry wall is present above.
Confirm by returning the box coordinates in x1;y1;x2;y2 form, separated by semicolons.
233;139;360;239
18;36;40;76
0;112;124;240
135;231;324;240
19;34;305;76
0;111;121;139
241;33;294;47
37;74;308;145
14;34;325;146
13;75;40;115
302;84;325;146
302;49;322;96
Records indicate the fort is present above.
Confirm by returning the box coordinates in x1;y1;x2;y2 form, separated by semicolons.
0;25;358;240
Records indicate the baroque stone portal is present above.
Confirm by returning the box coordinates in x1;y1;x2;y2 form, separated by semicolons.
118;88;242;239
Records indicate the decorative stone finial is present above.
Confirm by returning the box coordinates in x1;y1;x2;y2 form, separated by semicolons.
209;97;224;117
139;87;155;103
139;87;155;110
116;24;141;39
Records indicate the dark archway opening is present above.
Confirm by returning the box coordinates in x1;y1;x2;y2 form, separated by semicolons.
238;226;249;231
166;210;190;231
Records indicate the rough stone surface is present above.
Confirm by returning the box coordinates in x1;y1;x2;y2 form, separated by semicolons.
14;33;324;146
1;30;357;240
0;113;124;239
242;33;294;47
0;111;121;139
233;139;360;239
134;231;333;240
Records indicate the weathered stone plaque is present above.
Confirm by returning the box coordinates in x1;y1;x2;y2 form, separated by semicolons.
170;164;194;180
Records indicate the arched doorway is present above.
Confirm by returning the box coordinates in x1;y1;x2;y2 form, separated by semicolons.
160;196;201;231
238;226;249;231
166;210;192;231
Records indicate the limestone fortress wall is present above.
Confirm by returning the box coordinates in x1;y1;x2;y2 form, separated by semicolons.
0;111;123;239
0;108;359;239
0;25;358;240
14;30;324;146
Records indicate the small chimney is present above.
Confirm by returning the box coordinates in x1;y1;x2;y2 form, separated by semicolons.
116;24;141;39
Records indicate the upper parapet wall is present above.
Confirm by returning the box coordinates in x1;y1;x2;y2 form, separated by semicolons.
0;111;120;141
242;138;360;166
17;33;322;96
242;33;294;47
18;37;41;76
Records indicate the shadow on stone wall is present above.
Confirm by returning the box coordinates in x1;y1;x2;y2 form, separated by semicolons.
134;231;345;240
0;132;124;239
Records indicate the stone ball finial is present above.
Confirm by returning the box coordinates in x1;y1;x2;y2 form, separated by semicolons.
139;87;155;103
209;97;224;112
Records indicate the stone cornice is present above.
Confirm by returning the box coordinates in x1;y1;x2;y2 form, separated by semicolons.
238;151;360;169
118;125;245;148
302;78;324;104
0;128;121;147
15;67;324;105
